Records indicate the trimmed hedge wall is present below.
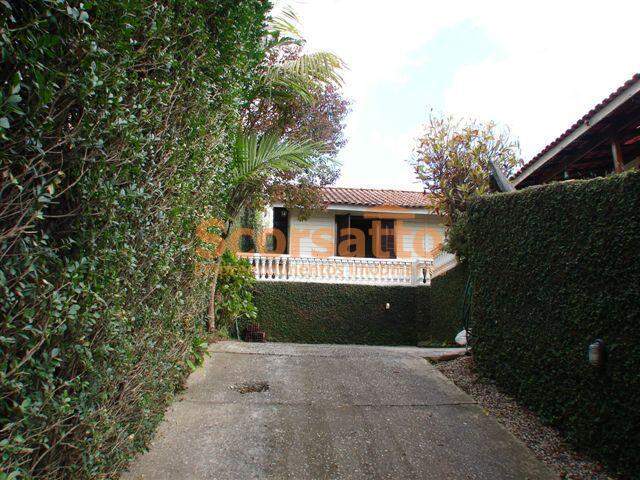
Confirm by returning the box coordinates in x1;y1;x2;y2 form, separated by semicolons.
253;283;432;345
1;2;269;478
427;263;468;344
253;269;468;346
467;171;640;476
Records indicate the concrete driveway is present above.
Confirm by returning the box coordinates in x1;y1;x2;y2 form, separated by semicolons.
124;342;554;480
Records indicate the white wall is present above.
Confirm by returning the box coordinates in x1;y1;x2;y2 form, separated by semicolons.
396;216;445;259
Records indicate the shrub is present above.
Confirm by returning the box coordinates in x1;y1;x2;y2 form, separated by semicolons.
0;1;269;478
410;114;521;221
215;251;258;336
467;171;640;477
443;213;471;260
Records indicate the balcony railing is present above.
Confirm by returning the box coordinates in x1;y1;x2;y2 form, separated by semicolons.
238;253;432;286
431;251;458;278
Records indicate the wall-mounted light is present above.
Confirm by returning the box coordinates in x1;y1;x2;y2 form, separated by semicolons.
385;302;390;311
588;339;606;367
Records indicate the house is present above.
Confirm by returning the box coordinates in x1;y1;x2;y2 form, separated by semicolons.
514;73;640;188
237;187;449;286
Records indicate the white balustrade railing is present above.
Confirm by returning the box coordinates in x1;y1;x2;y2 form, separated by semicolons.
238;253;432;286
431;251;458;278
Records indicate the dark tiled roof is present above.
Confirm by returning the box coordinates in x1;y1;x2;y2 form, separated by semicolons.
321;186;434;208
514;72;640;180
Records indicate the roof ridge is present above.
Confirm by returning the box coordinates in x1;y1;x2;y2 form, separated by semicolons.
319;186;435;209
322;186;428;194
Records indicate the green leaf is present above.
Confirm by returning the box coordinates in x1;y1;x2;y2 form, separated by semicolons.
0;117;9;129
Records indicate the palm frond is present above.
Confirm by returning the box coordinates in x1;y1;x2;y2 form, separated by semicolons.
270;51;345;86
230;131;319;186
224;131;320;221
265;33;303;51
264;51;346;102
269;6;303;40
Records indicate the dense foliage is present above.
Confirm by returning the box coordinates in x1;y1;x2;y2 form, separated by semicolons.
442;212;471;261
467;171;640;477
253;279;464;346
425;264;468;345
0;1;269;478
410;114;521;225
253;282;431;345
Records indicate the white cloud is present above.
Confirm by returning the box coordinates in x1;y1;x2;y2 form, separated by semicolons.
443;0;640;159
284;0;640;187
292;0;469;99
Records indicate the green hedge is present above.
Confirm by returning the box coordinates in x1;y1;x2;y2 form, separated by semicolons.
253;273;467;346
467;171;640;476
427;263;468;345
253;282;431;345
1;2;268;478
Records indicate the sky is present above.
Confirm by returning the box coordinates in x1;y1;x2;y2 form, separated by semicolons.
289;0;640;190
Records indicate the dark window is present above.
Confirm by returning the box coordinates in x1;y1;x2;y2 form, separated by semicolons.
272;207;289;254
336;214;351;256
335;215;395;259
380;219;396;258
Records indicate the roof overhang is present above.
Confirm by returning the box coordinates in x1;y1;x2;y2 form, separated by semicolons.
325;204;436;216
513;75;640;187
271;202;438;217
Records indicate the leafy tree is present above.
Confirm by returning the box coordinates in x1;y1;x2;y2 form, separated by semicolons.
411;114;521;223
260;81;350;213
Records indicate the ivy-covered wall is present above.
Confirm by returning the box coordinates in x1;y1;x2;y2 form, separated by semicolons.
467;171;640;477
253;282;431;345
427;263;468;345
253;270;467;346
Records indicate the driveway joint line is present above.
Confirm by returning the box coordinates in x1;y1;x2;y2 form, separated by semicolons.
209;350;441;360
179;399;478;407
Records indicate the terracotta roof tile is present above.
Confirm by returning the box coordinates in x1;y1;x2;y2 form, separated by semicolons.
514;72;640;181
320;186;434;209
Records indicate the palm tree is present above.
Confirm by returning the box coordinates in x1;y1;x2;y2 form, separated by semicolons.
206;131;320;332
258;7;345;105
206;7;345;332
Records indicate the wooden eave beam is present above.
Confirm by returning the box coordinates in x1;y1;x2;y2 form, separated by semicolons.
611;140;625;173
522;112;640;186
514;78;640;186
